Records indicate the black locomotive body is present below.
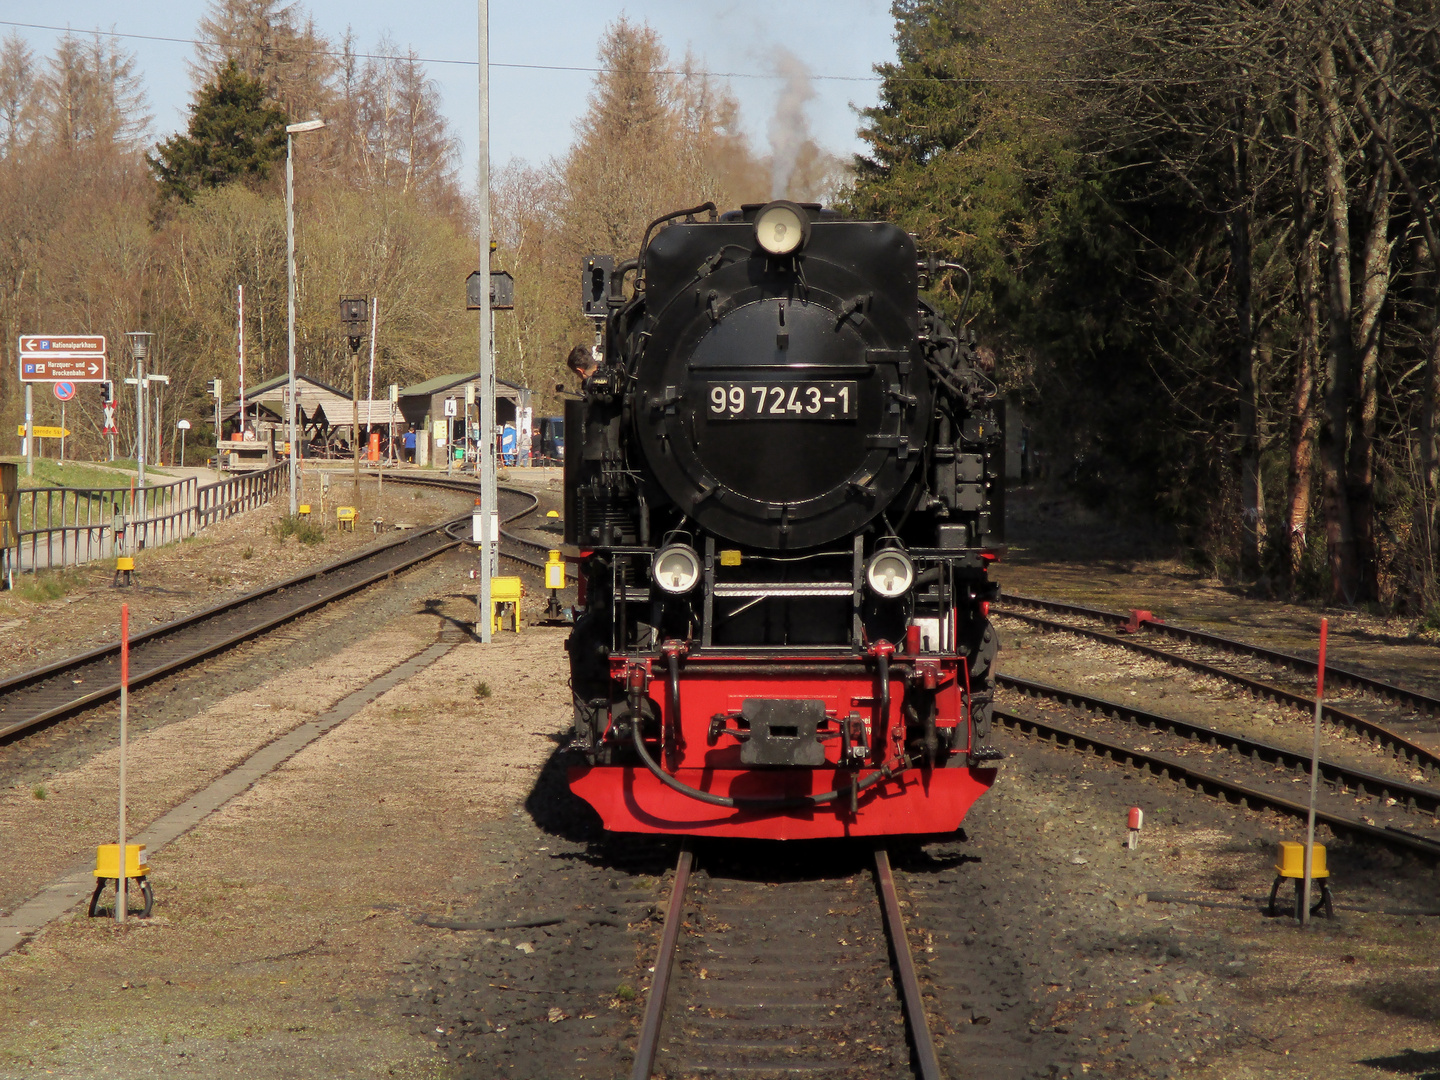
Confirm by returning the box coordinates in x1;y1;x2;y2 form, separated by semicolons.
565;201;1003;839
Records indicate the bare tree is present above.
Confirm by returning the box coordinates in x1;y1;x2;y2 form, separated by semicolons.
0;34;39;156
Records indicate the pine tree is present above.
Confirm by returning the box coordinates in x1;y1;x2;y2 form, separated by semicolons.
847;0;1081;327
148;60;287;203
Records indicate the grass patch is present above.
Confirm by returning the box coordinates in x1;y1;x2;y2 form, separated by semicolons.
12;567;89;603
272;515;325;545
31;784;46;800
241;545;254;560
615;984;636;1002
3;457;169;491
475;680;492;699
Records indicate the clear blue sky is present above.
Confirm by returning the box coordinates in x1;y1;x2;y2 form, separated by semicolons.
3;1;897;180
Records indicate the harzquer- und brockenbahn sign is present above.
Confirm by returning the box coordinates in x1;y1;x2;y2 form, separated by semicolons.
18;336;107;382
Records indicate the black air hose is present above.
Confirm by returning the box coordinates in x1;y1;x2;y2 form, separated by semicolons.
628;722;908;811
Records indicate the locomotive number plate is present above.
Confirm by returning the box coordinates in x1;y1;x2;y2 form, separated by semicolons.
706;381;857;420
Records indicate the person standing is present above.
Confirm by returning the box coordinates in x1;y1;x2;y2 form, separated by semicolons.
403;425;417;463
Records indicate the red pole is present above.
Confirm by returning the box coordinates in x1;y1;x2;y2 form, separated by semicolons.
117;603;130;924
1316;619;1328;698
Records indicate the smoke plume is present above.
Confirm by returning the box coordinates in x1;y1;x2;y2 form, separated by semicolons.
767;46;816;200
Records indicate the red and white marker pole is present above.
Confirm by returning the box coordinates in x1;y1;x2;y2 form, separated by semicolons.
117;604;129;925
1126;806;1144;850
1302;618;1328;927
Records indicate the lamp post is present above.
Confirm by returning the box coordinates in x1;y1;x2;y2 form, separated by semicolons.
125;332;153;488
340;296;369;495
286;118;326;517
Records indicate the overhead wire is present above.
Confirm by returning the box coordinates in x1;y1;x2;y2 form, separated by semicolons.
0;18;1235;87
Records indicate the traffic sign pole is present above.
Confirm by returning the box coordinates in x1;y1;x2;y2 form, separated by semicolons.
59;402;65;463
24;384;32;477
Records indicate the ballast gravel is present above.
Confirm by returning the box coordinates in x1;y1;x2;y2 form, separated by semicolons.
2;589;1439;1076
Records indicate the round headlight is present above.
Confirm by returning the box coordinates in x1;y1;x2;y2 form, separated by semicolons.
865;549;914;599
753;200;811;257
653;543;701;594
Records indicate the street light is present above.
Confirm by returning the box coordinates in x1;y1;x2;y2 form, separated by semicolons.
126;332;153;488
340;296;369;494
286;117;326;517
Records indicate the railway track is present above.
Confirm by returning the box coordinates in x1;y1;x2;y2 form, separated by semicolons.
994;594;1440;775
1000;593;1440;713
0;478;541;743
995;675;1440;861
377;469;571;576
631;844;944;1080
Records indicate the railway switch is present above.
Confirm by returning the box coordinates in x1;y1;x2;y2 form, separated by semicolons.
490;575;524;633
336;506;357;531
544;549;567;619
1268;841;1332;920
545;550;565;590
89;844;153;918
113;556;135;588
298;504;311;516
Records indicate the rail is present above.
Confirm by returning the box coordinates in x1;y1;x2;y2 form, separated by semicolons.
998;592;1440;715
0;482;539;742
630;845;942;1079
994;606;1440;773
996;706;1440;862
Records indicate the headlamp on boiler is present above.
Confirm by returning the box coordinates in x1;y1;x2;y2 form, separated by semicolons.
753;200;811;257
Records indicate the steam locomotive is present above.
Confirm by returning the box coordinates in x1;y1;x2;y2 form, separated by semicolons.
564;201;1004;839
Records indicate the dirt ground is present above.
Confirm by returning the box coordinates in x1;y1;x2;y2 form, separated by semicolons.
3;480;1439;1078
5;605;1440;1077
0;610;570;1078
0;467;474;679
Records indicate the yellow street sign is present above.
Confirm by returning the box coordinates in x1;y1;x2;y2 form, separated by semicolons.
17;426;69;438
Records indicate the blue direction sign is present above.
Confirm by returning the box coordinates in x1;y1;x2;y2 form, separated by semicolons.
53;381;75;401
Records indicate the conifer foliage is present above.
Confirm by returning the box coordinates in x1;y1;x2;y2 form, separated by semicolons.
148;61;288;203
852;0;1440;617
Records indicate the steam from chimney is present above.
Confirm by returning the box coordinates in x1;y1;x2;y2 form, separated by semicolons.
768;46;815;200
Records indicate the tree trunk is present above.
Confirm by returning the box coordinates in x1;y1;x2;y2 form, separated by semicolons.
1288;91;1321;587
1348;30;1393;603
1316;45;1359;603
1230;96;1264;579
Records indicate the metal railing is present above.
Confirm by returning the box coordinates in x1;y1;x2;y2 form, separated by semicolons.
196;464;285;528
8;463;286;573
